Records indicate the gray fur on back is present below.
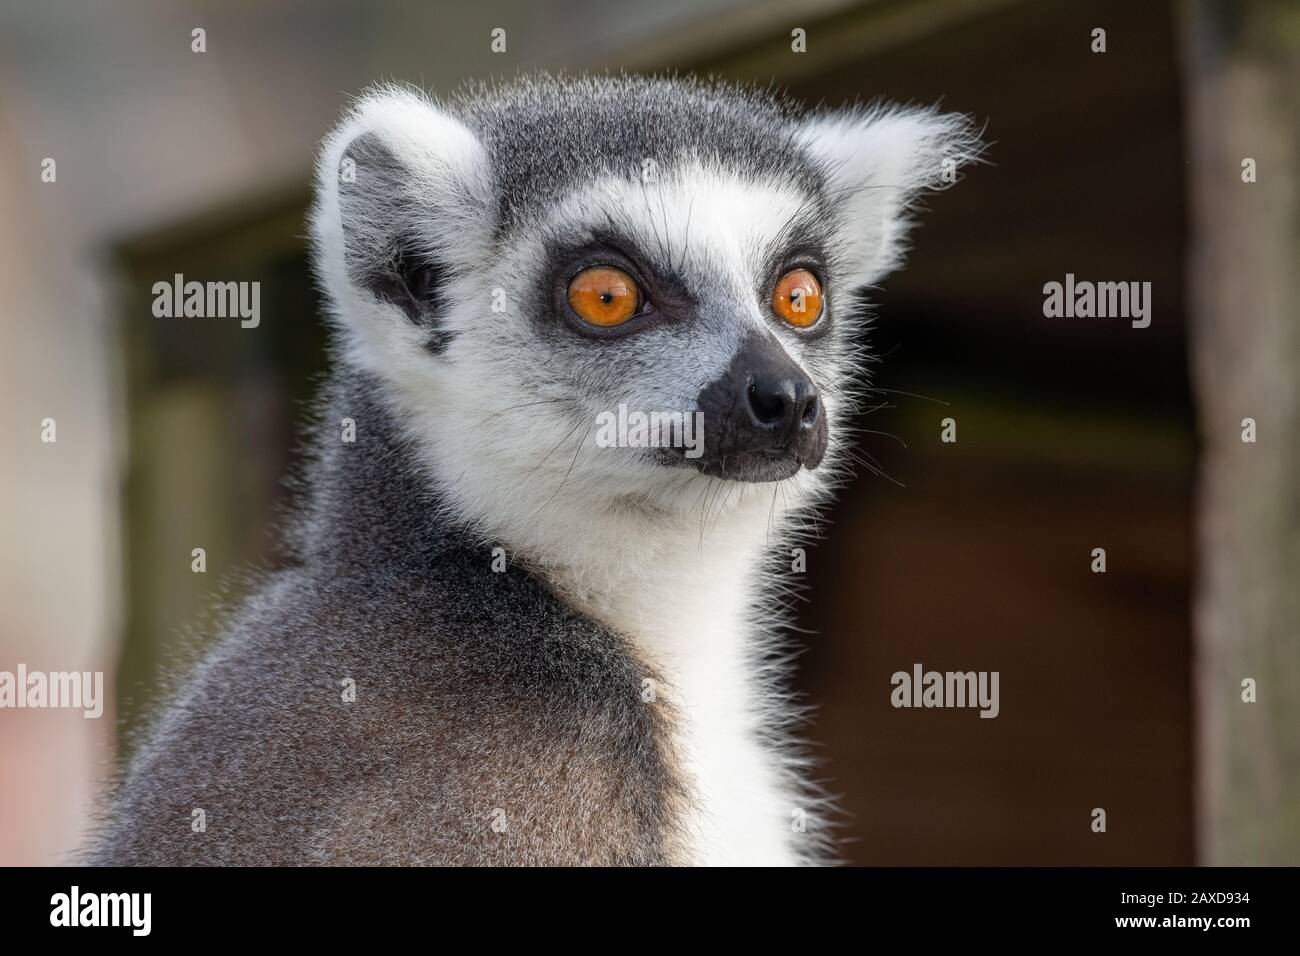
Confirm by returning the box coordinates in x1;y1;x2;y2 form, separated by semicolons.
87;368;688;865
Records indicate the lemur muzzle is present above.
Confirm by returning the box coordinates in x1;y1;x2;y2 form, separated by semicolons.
694;331;829;482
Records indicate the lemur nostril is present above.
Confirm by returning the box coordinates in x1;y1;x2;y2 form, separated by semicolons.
748;381;788;425
801;395;819;428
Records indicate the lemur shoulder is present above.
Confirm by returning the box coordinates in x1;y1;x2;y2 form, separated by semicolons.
88;74;980;866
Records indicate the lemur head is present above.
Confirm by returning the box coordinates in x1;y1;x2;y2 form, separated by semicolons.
311;75;979;561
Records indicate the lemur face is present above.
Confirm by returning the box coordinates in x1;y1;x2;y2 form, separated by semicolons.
312;77;978;535
520;160;837;485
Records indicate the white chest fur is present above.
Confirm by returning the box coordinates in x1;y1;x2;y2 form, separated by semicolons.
550;503;801;866
655;600;799;866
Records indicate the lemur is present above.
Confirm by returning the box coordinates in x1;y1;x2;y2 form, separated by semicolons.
87;75;979;866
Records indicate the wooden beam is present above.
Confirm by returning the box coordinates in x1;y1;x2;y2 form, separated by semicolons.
1184;0;1300;864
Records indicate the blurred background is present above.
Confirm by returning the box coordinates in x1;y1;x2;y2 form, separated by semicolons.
1;0;1296;865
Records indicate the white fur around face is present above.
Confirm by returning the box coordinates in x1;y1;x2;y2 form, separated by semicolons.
433;165;842;523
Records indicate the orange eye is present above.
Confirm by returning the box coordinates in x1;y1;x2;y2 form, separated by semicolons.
771;269;823;328
567;266;641;327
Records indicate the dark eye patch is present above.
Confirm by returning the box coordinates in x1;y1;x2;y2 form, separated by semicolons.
535;231;696;340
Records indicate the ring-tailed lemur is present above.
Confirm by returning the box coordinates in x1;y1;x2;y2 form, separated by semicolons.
87;75;979;866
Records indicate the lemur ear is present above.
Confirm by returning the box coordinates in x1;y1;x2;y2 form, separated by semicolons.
797;106;982;287
310;88;492;354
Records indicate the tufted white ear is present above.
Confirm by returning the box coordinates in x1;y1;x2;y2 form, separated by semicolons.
797;105;982;288
309;86;493;369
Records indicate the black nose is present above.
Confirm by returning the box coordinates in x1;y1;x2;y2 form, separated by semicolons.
692;331;830;482
747;376;820;433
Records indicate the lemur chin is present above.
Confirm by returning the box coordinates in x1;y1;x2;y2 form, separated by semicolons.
87;74;981;866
